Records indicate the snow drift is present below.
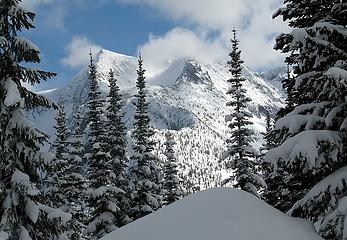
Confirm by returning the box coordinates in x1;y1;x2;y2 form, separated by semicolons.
101;188;323;240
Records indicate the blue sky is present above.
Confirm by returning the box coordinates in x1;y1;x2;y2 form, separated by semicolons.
21;0;288;90
21;1;176;90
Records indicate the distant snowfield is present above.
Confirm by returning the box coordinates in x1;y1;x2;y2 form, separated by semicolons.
101;188;322;240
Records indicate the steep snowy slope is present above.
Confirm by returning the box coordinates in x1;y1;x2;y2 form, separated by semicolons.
101;188;323;240
31;49;284;192
259;66;287;97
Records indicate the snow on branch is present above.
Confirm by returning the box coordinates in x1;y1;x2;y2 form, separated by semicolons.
11;169;39;196
3;78;23;107
14;37;40;52
265;130;341;171
88;186;125;199
38;204;72;224
275;115;325;134
288;166;347;239
324;67;347;86
289;166;347;216
325;103;347;128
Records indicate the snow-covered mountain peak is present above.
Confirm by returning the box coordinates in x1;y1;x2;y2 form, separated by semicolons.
30;48;286;191
93;48;138;90
176;59;212;86
95;48;136;62
147;58;187;86
259;66;287;96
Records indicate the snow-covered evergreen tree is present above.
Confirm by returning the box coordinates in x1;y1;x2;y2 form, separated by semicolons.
105;69;132;226
223;29;265;197
0;1;69;239
43;102;70;239
283;65;295;112
276;65;296;120
53;103;69;162
64;110;87;240
266;1;347;238
259;114;274;166
260;114;289;210
85;53;124;240
261;114;274;153
45;102;69;209
162;131;181;205
129;55;162;220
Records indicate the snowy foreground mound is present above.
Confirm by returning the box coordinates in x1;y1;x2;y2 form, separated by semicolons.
101;188;322;240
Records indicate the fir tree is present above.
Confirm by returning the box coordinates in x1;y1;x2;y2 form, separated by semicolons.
276;65;296;120
64;110;87;240
223;29;265;197
105;69;131;226
265;1;347;238
129;55;162;220
259;114;274;164
45;102;69;209
283;65;295;112
53;103;69;161
44;102;70;239
163;131;181;205
85;53;123;240
263;114;274;151
260;114;289;210
0;1;68;239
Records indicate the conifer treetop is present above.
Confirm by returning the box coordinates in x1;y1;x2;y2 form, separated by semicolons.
223;28;265;197
0;0;56;110
228;28;244;80
0;1;65;239
129;55;162;220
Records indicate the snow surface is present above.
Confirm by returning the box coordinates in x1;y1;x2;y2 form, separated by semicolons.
101;188;322;240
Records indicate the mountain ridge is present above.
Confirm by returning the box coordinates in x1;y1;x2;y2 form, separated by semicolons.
31;48;285;192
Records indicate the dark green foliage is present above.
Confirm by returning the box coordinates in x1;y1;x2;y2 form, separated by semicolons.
85;54;124;240
46;103;69;208
163;131;181;205
129;55;162;220
105;69;132;227
223;29;265;197
260;114;288;210
265;0;347;238
0;1;65;239
86;52;105;147
64;110;87;240
85;52;108;190
276;65;296;120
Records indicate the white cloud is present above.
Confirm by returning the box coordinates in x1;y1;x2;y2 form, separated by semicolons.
121;0;286;31
123;0;289;70
42;4;67;30
20;0;68;31
20;0;105;30
22;0;290;70
121;0;251;31
139;28;226;71
61;36;101;68
20;0;55;10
